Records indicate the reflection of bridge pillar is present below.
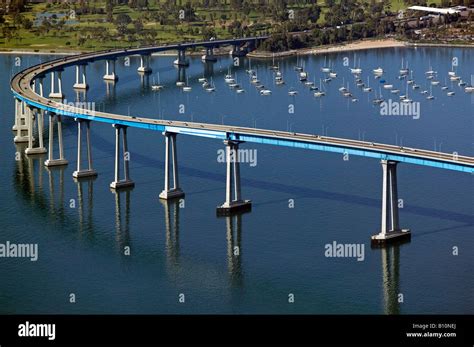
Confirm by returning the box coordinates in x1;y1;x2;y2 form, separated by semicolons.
110;124;135;190
44;113;68;167
226;214;243;287
25;107;47;155
104;59;118;81
73;64;88;90
217;140;251;215
201;46;217;62
174;49;189;66
139;71;150;89
113;189;131;253
177;66;186;84
372;160;410;246
13;99;30;142
72;119;97;178
381;245;401;314
203;61;214;77
105;80;117;99
75;175;95;233
45;164;66;217
159;132;184;200
161;199;180;267
137;54;152;74
49;70;64;99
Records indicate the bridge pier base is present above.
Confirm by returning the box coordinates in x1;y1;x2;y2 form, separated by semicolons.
110;124;135;190
174;50;189;66
72;119;97;178
73;64;88;90
138;54;152;74
217;140;251;216
371;160;410;246
13;99;30;142
159;132;185;200
25;107;47;155
49;70;64;99
231;45;247;57
44;113;68;167
104;59;118;81
201;47;217;62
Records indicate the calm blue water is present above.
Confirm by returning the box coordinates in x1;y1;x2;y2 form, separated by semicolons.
0;47;473;314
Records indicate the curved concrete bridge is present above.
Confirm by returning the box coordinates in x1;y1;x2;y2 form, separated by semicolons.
10;38;474;245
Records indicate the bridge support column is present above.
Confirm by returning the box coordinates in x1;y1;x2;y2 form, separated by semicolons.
217;140;251;216
72;119;97;178
24;107;46;155
174;49;189;66
231;44;246;57
49;70;64;99
104;59;118;81
44;113;68;167
73;64;88;90
371;160;410;246
138;54;152;74
159;132;185;200
13;99;30;142
110;124;135;190
202;47;217;62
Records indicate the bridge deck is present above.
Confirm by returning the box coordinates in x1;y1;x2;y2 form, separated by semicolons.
10;39;474;174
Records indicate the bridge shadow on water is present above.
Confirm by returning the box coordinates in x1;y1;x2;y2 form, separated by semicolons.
86;126;474;227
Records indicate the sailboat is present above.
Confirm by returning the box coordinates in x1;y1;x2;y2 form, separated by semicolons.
288;88;298;96
373;67;384;75
225;67;235;83
426;85;435;100
339;77;347;92
372;87;384;104
321;56;331;73
425;60;437;75
363;77;372;92
314;79;325;97
151;73;164;91
270;53;279;70
182;76;192;92
401;84;413;103
407;70;414;85
464;75;474;93
205;78;216;92
350;55;362;74
400;58;409;75
294;53;303;71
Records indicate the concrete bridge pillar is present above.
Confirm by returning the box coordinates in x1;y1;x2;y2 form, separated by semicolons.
44;113;68;167
138;54;152;74
174;49;189;67
49;70;64;99
72;119;97;178
25;106;47;155
73;64;88;90
201;46;217;62
13;99;30;142
110;124;135;190
217;140;251;216
231;44;246;57
159;132;185;200
104;59;118;81
371;160;410;246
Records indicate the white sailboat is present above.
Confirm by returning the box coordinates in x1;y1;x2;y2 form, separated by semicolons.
151;73;164;91
314;79;325;97
426;85;435;100
373;67;384;75
321;56;331;73
363;77;372;92
464;75;474;93
400;58;409;75
350;55;362;74
205;77;216;92
182;76;192;92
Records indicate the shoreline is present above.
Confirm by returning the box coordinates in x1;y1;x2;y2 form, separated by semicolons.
1;38;472;57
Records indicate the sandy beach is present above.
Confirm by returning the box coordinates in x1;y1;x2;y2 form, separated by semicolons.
1;38;471;58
